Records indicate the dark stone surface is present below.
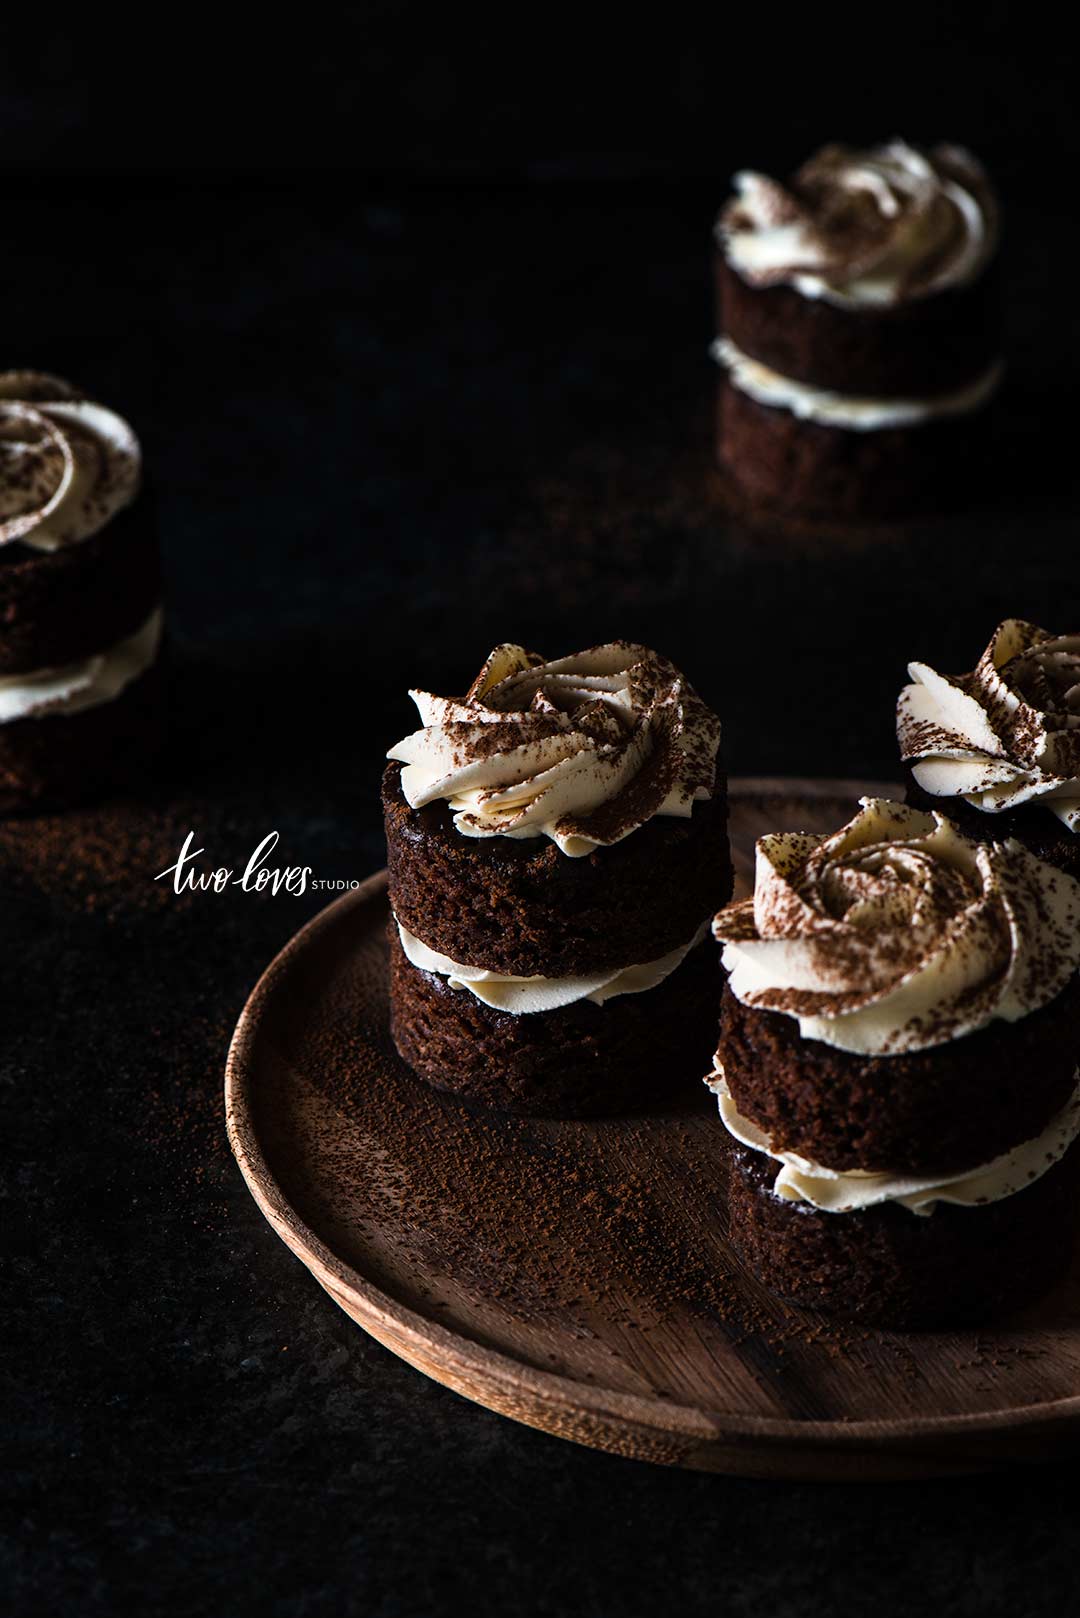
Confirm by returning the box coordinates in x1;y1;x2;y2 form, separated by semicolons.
4;177;1080;1617
1;8;1072;196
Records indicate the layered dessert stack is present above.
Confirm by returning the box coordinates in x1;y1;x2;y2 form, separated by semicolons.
708;798;1080;1326
383;641;732;1116
0;371;163;811
712;140;1002;520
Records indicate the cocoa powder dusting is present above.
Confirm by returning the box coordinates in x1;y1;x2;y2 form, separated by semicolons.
1;793;267;1236
262;928;869;1367
0;796;208;919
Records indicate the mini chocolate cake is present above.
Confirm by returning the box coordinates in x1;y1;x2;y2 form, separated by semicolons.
898;619;1080;880
0;372;163;812
708;798;1080;1328
384;642;732;1117
712;140;1001;521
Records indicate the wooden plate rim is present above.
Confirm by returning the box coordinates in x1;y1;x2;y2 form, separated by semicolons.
224;777;1080;1455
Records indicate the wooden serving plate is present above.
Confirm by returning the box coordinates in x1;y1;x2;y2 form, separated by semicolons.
225;778;1080;1479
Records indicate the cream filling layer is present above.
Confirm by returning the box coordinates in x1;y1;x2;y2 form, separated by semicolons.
711;337;1003;432
396;918;708;1015
707;1069;1080;1217
0;607;163;725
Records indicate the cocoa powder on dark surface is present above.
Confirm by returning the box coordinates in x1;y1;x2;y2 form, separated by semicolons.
0;795;208;918
255;898;871;1369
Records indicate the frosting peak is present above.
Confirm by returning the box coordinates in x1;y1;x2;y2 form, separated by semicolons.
713;798;1080;1055
0;371;141;554
719;139;997;308
387;642;721;856
898;619;1080;831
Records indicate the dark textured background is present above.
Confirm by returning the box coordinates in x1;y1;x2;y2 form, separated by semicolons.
4;9;1079;1615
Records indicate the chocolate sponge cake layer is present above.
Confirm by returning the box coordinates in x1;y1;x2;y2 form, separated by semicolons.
383;761;733;978
718;380;985;521
905;771;1080;882
0;492;160;676
717;975;1080;1178
717;257;1000;398
389;924;718;1118
0;656;166;814
723;1133;1080;1329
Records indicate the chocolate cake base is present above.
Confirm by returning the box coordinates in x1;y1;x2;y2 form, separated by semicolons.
0;491;160;676
717;256;1000;397
389;925;718;1118
716;975;1080;1176
722;1133;1080;1329
905;772;1080;882
383;761;733;978
718;380;992;522
0;654;167;815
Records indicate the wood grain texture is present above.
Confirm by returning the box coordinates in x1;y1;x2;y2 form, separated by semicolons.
225;778;1080;1479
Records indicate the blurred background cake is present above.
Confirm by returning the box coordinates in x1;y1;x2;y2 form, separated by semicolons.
712;139;1001;521
709;798;1080;1327
899;618;1080;877
383;640;731;1116
0;371;163;812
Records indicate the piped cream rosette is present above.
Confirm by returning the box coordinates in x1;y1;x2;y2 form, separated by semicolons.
898;619;1080;832
719;139;997;307
0;371;142;553
387;642;720;856
712;798;1080;1057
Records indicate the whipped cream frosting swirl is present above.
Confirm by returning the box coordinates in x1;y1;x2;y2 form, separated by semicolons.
898;620;1080;832
719;140;997;308
0;371;141;553
387;643;721;857
712;798;1080;1056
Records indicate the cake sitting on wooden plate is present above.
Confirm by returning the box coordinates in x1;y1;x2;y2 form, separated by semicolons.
712;140;1001;520
0;371;163;812
898;618;1080;880
383;641;732;1117
708;798;1080;1327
